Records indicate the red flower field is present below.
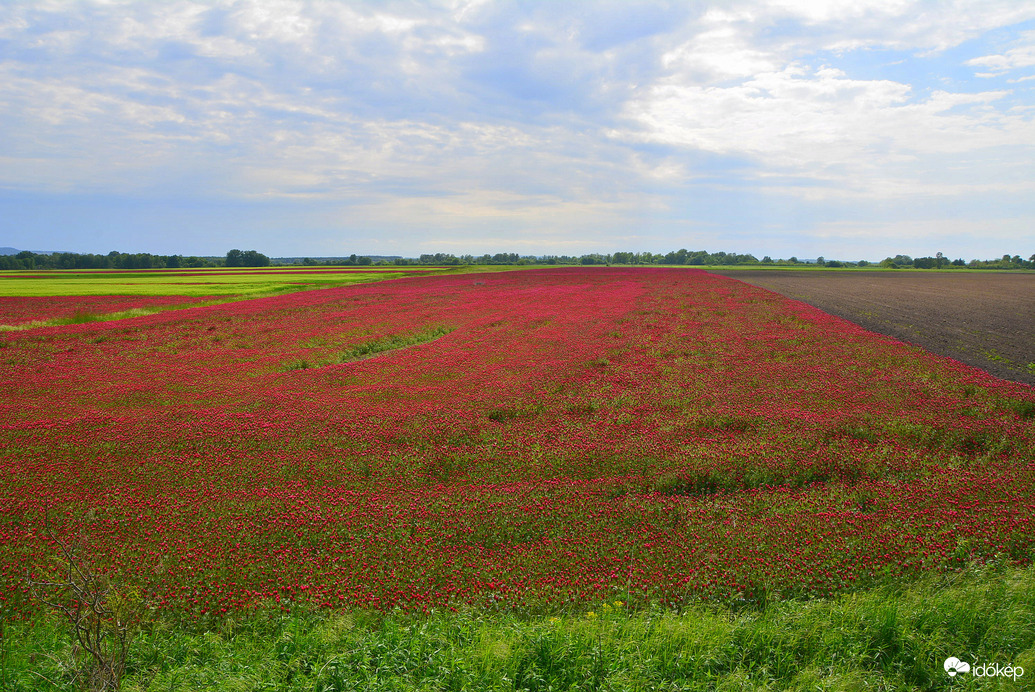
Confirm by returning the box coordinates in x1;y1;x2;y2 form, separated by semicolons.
2;268;1033;616
0;295;214;327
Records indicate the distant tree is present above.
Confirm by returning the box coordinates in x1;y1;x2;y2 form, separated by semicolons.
123;253;154;269
14;251;36;269
761;255;773;264
663;249;688;265
857;260;870;267
815;256;825;267
429;252;461;265
952;258;966;266
706;251;729;266
880;257;898;268
241;250;270;267
225;249;269;267
825;260;843;268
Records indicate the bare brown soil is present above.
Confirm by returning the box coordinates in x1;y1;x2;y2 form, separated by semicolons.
708;270;1035;386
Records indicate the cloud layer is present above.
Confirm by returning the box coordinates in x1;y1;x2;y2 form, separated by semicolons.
1;0;1033;257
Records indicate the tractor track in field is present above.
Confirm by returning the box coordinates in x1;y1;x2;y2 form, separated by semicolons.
708;269;1035;386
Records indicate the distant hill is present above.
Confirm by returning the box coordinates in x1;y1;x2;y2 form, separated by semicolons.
0;247;68;255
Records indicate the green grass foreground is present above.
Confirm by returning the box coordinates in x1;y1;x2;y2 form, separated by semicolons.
4;564;1031;691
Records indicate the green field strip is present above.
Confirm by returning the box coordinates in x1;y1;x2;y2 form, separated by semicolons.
0;266;464;297
0;268;468;330
281;325;456;371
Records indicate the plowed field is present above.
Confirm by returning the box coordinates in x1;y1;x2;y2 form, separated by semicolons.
708;270;1035;386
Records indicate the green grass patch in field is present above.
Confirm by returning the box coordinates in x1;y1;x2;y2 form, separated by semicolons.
1007;400;1035;420
341;326;454;360
0;308;168;332
4;563;1031;691
280;325;456;371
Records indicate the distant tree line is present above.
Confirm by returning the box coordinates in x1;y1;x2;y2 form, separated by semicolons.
297;253;374;266
0;250;219;271
3;248;1032;271
878;252;1035;270
384;249;1035;269
392;250;771;266
0;249;270;270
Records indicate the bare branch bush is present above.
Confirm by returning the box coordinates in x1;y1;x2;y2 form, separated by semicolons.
26;512;150;692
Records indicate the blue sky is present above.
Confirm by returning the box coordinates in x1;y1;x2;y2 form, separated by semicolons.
1;1;1033;260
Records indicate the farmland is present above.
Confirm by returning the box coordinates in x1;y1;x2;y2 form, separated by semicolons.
709;269;1035;386
2;266;1034;688
0;266;454;331
0;265;449;298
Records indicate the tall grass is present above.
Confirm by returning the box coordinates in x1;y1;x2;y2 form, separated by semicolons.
4;563;1031;690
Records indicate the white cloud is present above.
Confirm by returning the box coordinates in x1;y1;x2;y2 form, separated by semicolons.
230;0;316;44
764;0;913;23
662;29;777;82
620;56;1034;200
967;31;1035;76
623;65;912;161
760;0;1035;53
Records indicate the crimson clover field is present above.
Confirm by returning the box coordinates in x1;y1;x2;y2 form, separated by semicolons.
2;267;1034;617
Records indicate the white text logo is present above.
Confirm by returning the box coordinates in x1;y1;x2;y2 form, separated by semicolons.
944;656;1024;681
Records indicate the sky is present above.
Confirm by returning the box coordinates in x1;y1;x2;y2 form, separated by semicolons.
1;1;1033;260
